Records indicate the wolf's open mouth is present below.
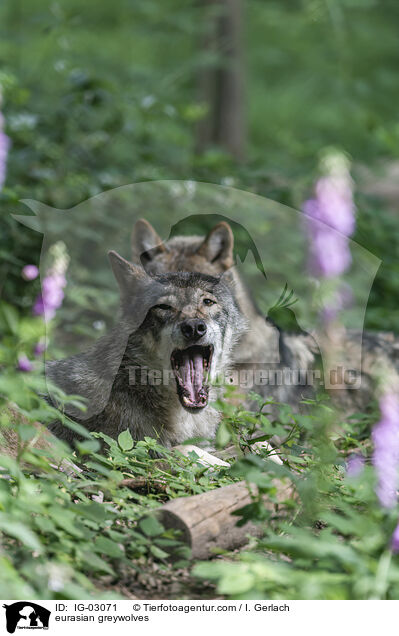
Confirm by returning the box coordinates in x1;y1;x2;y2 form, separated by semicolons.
171;345;213;410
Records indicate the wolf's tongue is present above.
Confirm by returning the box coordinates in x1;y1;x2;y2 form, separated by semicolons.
180;350;205;402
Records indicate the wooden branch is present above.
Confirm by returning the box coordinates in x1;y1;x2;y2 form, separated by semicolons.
150;478;293;560
213;436;283;464
120;477;168;493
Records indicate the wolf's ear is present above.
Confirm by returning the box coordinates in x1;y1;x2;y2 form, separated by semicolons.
197;222;234;270
108;250;150;296
131;219;166;263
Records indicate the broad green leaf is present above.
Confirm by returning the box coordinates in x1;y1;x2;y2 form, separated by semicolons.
216;421;231;448
118;428;134;451
0;514;42;553
138;515;164;537
94;536;124;558
81;551;115;576
218;572;256;595
150;545;169;559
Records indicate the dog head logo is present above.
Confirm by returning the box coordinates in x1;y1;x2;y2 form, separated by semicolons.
3;602;50;633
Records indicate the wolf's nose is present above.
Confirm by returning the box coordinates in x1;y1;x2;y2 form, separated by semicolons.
180;319;207;341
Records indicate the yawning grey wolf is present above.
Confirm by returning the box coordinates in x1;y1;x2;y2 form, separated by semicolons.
47;251;247;448
131;218;316;407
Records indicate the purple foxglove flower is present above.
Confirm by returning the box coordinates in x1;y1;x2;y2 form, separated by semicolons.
303;152;356;281
32;244;68;323
346;454;365;478
42;278;65;308
17;354;33;372
306;225;352;278
391;523;399;553
22;264;39;281
372;393;399;508
34;341;46;356
0;117;10;190
314;176;356;236
32;294;44;315
32;292;56;322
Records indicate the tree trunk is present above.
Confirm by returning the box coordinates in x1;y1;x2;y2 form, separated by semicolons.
196;0;246;160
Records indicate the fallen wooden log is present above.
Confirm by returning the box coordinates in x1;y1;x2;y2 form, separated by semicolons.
148;478;293;560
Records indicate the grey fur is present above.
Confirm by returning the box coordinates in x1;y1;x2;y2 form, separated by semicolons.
47;254;247;446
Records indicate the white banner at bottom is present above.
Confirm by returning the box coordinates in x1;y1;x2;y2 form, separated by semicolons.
1;599;397;636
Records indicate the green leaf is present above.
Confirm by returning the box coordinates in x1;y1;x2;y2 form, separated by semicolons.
218;571;256;595
81;551;115;576
47;507;84;538
118;429;134;451
0;514;42;553
216;421;231;448
0;303;19;335
74;502;109;523
75;439;101;454
62;417;92;440
34;516;57;535
150;545;169;559
94;536;124;558
138;515;164;537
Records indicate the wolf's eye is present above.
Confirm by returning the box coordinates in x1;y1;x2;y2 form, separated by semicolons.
203;298;215;306
154;304;173;311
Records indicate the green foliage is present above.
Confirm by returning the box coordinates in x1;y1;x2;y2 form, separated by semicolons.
1;300;399;600
0;378;233;597
1;0;399;601
194;399;399;600
0;304;233;598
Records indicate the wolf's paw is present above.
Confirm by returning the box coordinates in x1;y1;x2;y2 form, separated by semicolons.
250;440;283;465
174;444;230;468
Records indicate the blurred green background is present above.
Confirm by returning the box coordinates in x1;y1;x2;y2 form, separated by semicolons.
1;1;399;601
1;0;399;331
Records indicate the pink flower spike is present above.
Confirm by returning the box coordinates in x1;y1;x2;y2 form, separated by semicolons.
346;454;365;478
303;152;356;282
31;242;69;322
372;393;399;509
17;354;33;372
391;523;399;553
22;264;39;281
32;294;45;317
34;341;46;356
0;129;10;190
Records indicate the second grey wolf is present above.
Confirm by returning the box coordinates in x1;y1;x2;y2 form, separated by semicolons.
130;219;399;412
47;251;247;449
